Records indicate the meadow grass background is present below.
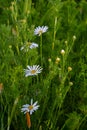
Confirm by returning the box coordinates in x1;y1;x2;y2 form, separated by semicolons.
0;0;87;130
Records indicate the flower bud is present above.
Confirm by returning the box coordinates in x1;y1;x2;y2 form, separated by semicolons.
65;40;68;45
69;82;73;86
68;67;72;72
48;58;51;62
73;35;76;41
9;45;12;49
55;57;60;64
61;49;65;55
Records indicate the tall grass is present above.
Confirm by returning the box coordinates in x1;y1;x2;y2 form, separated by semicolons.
0;0;87;130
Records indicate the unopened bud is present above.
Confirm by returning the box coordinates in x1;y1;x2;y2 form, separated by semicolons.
48;58;51;62
69;82;73;86
55;57;60;64
14;97;19;105
73;35;76;40
9;45;12;49
68;67;72;72
61;49;65;55
65;40;68;45
11;2;15;5
20;19;26;23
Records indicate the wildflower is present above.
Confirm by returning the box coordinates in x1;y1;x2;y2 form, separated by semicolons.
24;65;43;77
34;26;48;36
21;99;39;128
60;49;65;55
29;43;38;49
20;42;38;52
21;99;40;115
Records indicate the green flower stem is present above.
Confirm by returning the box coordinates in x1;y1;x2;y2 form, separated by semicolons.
52;16;57;50
26;52;29;66
40;35;43;66
62;55;65;78
65;37;76;63
37;75;39;83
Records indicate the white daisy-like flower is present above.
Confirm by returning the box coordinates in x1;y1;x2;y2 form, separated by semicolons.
21;99;40;115
34;26;48;36
20;42;38;52
29;42;38;49
24;65;43;77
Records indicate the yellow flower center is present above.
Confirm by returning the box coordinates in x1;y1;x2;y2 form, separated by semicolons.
39;30;43;35
31;69;36;74
28;105;33;110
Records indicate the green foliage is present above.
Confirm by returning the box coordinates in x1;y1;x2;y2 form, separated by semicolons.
61;112;81;130
0;0;87;130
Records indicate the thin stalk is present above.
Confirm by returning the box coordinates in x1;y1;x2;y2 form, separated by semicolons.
40;35;43;66
26;52;29;66
61;55;65;78
23;0;32;18
65;37;76;63
39;35;43;81
0;95;4;130
37;75;39;84
52;16;57;50
16;44;19;55
7;97;19;130
76;115;87;130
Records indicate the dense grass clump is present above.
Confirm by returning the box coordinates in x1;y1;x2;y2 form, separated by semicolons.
0;0;87;130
